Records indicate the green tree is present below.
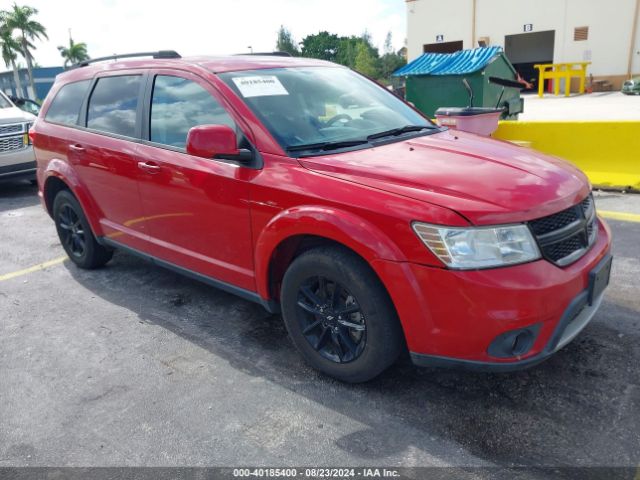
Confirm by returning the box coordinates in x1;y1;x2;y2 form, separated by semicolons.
379;32;406;81
276;26;299;56
0;25;23;96
300;31;340;62
58;37;89;67
2;3;48;97
302;30;387;80
336;36;360;68
354;42;377;78
379;52;406;82
383;31;393;55
335;33;381;76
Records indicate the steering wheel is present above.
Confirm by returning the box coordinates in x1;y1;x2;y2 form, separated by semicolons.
324;113;353;127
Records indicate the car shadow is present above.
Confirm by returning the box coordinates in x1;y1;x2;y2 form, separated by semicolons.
0;180;39;212
63;250;640;470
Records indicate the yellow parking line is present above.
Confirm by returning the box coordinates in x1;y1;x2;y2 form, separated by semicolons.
599;210;640;223
0;256;67;282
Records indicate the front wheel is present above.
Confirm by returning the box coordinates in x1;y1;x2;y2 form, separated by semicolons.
281;246;404;383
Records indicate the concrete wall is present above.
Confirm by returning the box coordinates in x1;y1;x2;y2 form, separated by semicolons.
406;0;640;82
406;0;473;54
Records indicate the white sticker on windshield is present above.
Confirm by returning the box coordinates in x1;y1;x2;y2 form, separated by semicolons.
232;76;289;98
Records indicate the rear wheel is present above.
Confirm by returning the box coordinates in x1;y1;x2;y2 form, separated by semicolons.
281;246;403;383
53;190;113;269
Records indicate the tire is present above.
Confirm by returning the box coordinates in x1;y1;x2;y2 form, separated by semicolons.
53;190;113;269
281;246;404;383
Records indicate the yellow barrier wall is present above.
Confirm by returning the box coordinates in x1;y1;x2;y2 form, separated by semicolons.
493;121;640;190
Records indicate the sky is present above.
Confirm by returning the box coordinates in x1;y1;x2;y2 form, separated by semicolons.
0;0;406;68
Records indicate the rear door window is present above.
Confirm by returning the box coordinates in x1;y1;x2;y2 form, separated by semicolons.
87;75;142;137
44;80;91;126
149;75;235;149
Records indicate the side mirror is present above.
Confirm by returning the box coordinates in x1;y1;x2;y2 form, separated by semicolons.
186;124;238;159
186;124;254;164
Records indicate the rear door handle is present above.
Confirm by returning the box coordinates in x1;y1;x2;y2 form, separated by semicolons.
137;161;161;173
69;144;85;152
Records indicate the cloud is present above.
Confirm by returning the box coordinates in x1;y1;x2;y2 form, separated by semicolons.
0;0;405;68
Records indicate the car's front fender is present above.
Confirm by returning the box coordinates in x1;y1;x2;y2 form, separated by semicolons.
253;205;407;300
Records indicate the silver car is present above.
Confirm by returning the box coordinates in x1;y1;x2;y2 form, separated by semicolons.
0;90;37;183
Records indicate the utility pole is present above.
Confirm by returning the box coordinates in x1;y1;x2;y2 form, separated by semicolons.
628;0;640;77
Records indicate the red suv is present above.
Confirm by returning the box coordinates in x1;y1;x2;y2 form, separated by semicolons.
32;51;612;382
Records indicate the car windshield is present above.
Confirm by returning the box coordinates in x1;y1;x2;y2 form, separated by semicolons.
219;67;437;153
17;100;40;115
0;92;13;109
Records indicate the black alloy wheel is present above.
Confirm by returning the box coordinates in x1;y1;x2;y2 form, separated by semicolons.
296;275;366;363
53;190;113;269
57;204;86;258
281;246;404;383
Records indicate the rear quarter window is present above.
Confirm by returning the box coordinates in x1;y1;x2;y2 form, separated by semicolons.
44;80;91;126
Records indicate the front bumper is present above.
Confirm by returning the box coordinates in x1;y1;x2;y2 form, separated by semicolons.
0;146;36;180
410;276;607;372
371;217;612;370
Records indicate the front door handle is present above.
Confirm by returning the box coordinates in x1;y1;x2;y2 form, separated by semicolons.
69;144;85;152
137;161;161;174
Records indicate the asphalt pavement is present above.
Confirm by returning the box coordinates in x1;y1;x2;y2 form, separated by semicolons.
1;181;639;474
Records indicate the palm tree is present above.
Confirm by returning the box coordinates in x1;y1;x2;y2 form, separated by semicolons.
58;37;89;67
2;3;47;98
0;26;23;96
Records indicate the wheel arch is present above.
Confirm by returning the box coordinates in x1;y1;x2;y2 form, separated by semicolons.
42;160;104;236
255;205;406;302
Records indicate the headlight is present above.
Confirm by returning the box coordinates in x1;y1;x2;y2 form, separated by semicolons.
25;122;34;145
412;222;541;269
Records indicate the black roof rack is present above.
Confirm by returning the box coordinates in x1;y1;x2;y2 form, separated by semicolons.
234;51;292;57
71;50;181;69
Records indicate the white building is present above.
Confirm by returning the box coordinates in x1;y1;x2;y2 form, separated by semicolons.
406;0;640;89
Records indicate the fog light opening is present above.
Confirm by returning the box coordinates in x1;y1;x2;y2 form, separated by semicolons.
511;332;530;356
487;324;541;359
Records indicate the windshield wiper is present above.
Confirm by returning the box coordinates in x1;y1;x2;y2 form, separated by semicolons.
286;139;369;153
286;125;438;153
366;124;437;141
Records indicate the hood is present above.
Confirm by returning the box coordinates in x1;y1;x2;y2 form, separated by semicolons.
0;106;35;124
299;130;590;225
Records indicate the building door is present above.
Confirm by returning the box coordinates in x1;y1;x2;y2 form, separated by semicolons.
505;30;555;91
423;40;463;54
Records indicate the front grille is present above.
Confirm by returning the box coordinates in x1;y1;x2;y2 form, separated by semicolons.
529;194;597;266
0;123;24;136
544;235;584;262
529;208;578;236
0;135;25;152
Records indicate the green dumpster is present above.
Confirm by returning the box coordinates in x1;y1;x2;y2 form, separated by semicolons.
393;47;524;120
